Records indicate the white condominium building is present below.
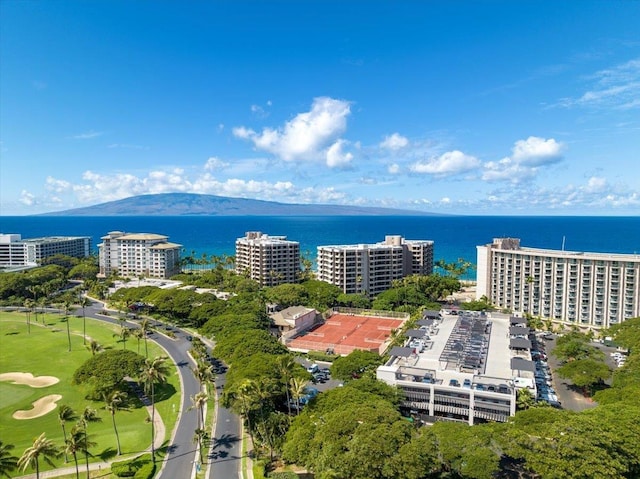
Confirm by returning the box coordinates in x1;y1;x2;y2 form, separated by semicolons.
477;238;640;330
317;235;434;297
98;231;182;279
235;231;300;286
0;234;91;267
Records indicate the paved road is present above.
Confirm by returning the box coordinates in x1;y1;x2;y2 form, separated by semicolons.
208;372;244;479
77;301;204;479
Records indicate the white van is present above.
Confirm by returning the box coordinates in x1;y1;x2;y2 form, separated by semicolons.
307;364;319;374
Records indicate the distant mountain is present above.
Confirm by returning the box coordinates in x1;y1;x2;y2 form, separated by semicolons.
40;193;441;216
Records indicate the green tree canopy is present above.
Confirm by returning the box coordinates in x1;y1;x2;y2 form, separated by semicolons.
330;350;384;382
73;349;146;399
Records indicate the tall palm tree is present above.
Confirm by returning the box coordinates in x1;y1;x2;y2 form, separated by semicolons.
230;379;260;455
17;433;61;479
85;339;103;356
132;328;145;354
191;362;215;394
275;355;296;415
57;405;78;463
104;390;129;456
24;298;34;334
289;377;309;414
139;318;151;358
189;391;208;431
63;300;75;352
114;325;131;350
65;425;94;479
79;407;101;478
139;356;170;464
78;296;90;345
0;440;18;478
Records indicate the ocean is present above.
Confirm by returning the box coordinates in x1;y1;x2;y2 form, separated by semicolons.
1;216;639;279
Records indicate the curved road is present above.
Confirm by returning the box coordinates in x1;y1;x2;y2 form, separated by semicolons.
76;300;242;479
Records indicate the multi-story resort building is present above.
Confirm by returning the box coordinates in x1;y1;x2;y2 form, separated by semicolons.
235;231;300;287
316;235;434;297
98;231;182;279
477;238;640;330
377;310;528;425
0;233;91;268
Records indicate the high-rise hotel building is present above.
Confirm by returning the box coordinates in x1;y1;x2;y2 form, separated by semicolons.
317;235;434;297
98;231;182;279
477;238;640;330
0;234;91;268
235;232;300;287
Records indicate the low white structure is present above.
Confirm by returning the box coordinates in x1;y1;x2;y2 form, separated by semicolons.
377;311;531;425
270;305;319;335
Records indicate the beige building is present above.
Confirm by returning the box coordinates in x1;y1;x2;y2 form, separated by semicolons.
98;231;182;279
270;305;319;335
0;233;91;268
235;231;300;286
476;238;640;330
316;235;434;297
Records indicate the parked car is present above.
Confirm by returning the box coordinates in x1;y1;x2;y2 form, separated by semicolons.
462;378;472;389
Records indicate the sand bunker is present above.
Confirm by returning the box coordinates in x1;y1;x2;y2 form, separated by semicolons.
13;394;63;420
0;372;60;388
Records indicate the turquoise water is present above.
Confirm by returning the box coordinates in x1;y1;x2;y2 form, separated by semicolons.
1;216;639;275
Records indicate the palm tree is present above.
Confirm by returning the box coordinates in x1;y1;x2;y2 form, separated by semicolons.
114;325;131;350
191;362;215;394
190;391;208;431
57;405;78;463
104;390;129;456
139;318;151;358
17;433;61;479
85;339;103;356
63;300;75;352
289;377;309;414
132;328;145;354
139;356;170;464
230;379;260;455
78;296;90;345
65;425;94;479
0;441;18;478
79;407;101;478
24;298;34;334
275;355;297;415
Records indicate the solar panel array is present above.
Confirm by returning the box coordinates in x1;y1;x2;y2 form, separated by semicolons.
439;312;491;373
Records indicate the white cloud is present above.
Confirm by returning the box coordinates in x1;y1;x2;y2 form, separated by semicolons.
410;150;480;176
233;96;352;167
107;143;149;150
204;157;230;171
19;190;36;206
557;57;640;110
380;133;409;150
482;136;564;183
388;163;400;174
511;136;564;166
584;176;607;193
71;130;104;140
326;139;354;168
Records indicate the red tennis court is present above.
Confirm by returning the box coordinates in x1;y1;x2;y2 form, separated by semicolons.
287;312;405;356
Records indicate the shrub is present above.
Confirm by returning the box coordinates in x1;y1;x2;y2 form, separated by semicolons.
269;472;299;479
133;462;156;479
110;460;136;477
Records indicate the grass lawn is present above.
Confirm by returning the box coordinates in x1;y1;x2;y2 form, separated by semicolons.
0;311;181;475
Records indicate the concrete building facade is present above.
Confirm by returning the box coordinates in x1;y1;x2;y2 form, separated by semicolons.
0;234;91;268
235;231;300;287
376;311;521;425
98;231;182;279
316;235;434;297
477;238;640;330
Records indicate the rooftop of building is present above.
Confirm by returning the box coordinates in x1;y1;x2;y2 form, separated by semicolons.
380;310;534;389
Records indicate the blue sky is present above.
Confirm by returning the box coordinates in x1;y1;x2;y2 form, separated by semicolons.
1;1;639;216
